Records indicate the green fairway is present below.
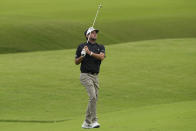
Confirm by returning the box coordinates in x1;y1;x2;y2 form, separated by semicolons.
0;0;196;130
0;0;196;53
1;101;196;131
0;38;196;130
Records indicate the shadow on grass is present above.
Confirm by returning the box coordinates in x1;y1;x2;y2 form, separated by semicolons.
0;119;71;123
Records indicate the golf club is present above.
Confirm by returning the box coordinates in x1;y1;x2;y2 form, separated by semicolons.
87;3;102;43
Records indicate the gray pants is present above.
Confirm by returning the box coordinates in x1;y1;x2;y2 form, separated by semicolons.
80;73;99;124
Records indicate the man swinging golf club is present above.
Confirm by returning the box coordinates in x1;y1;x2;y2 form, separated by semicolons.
75;3;104;129
75;27;105;128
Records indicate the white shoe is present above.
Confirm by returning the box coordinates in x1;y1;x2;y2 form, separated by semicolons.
91;121;100;128
82;121;92;129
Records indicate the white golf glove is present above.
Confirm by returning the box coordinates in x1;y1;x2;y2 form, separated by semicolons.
81;48;86;57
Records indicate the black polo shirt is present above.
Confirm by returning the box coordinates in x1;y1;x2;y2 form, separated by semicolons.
75;42;105;74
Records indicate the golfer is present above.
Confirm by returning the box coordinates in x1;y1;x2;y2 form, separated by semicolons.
75;27;105;129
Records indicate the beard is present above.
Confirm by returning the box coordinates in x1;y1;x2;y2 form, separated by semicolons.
90;37;97;41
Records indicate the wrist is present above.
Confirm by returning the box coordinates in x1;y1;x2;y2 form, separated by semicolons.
86;50;90;55
90;52;93;56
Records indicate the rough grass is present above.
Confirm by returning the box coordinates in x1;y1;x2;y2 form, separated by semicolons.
0;0;196;53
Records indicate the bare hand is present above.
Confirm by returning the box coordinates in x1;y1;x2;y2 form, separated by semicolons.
84;46;91;55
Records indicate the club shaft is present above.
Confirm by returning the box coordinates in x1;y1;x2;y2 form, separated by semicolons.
92;4;102;27
87;4;102;43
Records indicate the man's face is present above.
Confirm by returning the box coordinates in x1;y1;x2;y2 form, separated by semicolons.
86;31;97;41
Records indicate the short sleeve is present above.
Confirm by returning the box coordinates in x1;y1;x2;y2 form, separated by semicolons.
75;45;82;58
99;44;105;54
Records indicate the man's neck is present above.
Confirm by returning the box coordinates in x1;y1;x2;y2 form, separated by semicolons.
88;40;96;44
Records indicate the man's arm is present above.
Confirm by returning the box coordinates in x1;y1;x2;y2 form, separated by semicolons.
84;46;105;61
75;44;85;65
90;52;105;61
75;56;84;65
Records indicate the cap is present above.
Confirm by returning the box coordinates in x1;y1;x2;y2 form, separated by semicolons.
84;27;99;36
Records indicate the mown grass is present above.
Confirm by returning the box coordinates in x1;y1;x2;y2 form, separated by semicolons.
0;0;196;53
0;38;195;131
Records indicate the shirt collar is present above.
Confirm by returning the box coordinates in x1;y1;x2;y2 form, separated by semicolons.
87;41;97;45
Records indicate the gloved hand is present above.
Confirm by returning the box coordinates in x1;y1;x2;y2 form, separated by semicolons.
81;48;86;57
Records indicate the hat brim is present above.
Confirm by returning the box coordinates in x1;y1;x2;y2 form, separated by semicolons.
84;28;99;36
86;29;99;35
94;29;99;33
